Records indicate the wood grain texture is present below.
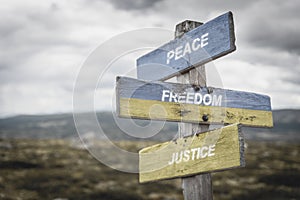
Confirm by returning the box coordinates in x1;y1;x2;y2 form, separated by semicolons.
139;123;245;183
182;174;212;200
116;77;273;127
137;12;236;81
118;98;273;127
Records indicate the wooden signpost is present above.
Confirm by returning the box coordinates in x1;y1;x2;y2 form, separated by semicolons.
137;12;236;81
139;123;244;183
115;11;273;200
116;76;273;128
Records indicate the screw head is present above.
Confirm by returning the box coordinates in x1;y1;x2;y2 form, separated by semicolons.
202;115;209;122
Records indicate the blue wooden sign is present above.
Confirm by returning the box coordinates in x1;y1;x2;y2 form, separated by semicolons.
137;12;236;81
116;77;273;127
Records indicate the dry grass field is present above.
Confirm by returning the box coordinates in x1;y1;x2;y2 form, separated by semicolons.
0;139;299;200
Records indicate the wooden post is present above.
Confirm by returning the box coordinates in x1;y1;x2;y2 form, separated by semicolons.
175;20;213;200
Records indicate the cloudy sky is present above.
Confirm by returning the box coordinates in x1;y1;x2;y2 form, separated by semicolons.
1;0;299;117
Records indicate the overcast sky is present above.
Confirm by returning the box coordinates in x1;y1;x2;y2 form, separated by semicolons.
1;0;299;117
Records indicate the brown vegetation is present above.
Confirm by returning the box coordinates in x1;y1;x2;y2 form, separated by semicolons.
0;139;299;200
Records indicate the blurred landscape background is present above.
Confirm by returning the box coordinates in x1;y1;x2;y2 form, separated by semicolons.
0;109;299;200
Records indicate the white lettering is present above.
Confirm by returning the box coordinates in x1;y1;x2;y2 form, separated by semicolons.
166;33;209;64
201;146;208;158
196;147;201;159
208;145;215;157
191;148;197;160
161;90;222;107
183;42;192;57
192;38;201;51
169;91;178;102
168;153;175;165
166;50;174;64
175;46;183;60
183;150;190;162
201;33;209;47
175;152;183;164
161;90;169;101
168;144;216;165
212;95;222;106
194;93;202;104
186;92;194;104
203;94;212;106
178;93;186;103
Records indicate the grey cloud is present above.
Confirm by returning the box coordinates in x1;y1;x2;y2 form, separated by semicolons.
50;3;59;11
188;0;255;10
0;2;86;104
231;46;300;69
107;0;163;11
284;75;300;86
240;1;300;55
0;7;78;47
0;3;85;72
0;20;23;39
245;21;300;55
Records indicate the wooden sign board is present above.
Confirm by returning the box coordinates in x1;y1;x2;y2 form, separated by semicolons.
116;76;273;128
137;12;236;81
139;123;245;183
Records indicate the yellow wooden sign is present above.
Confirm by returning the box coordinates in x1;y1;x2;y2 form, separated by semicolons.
139;123;245;183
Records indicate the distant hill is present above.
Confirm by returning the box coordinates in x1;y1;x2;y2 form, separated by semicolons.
243;109;300;141
0;110;299;142
0;112;177;141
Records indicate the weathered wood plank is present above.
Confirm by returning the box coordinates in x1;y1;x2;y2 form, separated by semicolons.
137;12;236;81
139;123;245;183
116;76;273;127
